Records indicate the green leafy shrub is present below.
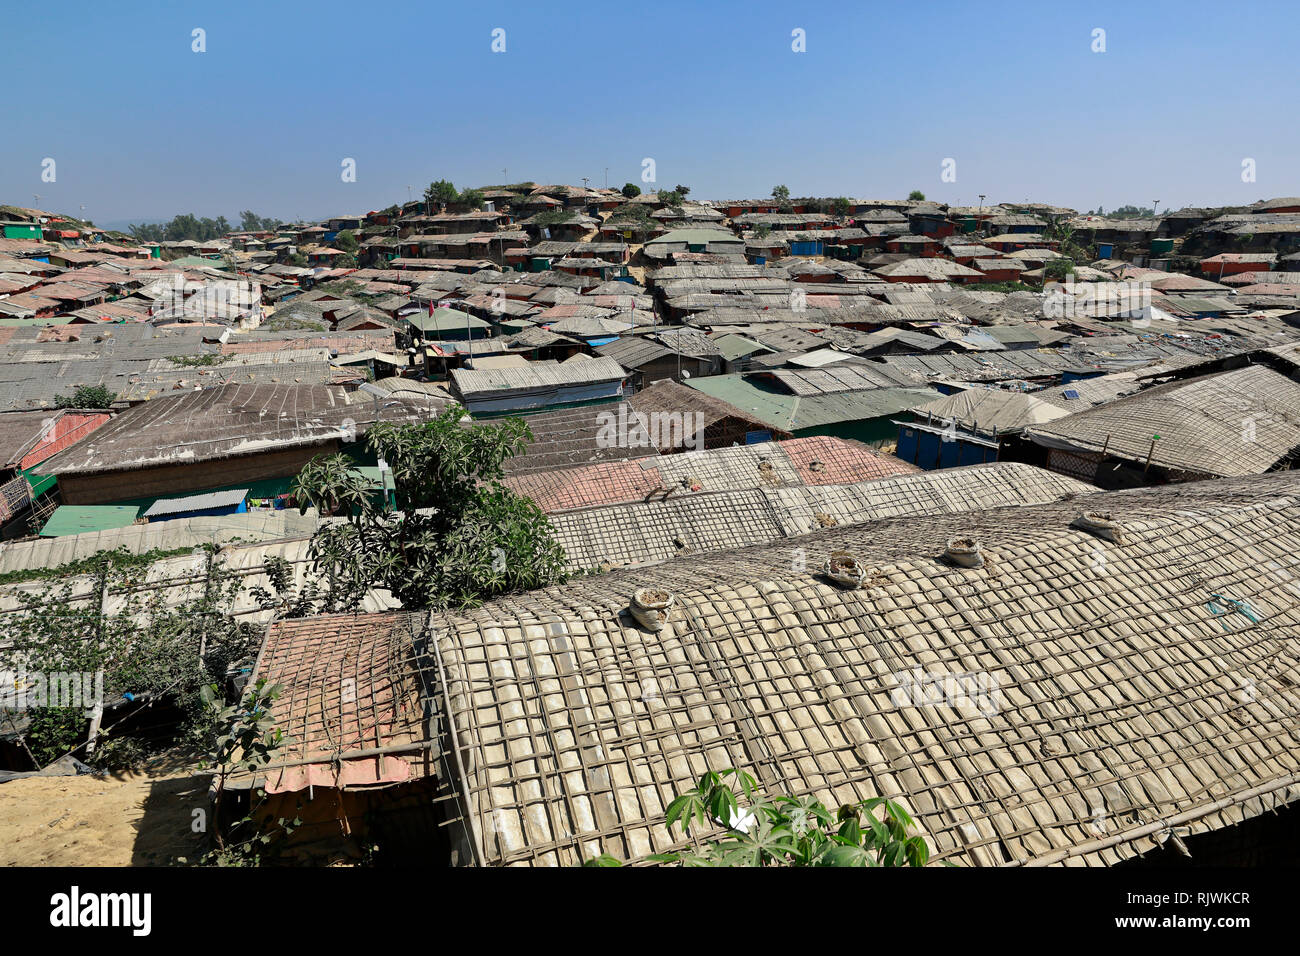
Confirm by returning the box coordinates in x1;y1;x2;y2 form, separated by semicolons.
290;405;567;611
585;769;940;867
54;384;116;408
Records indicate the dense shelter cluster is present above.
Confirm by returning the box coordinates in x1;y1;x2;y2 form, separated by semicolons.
3;187;1300;867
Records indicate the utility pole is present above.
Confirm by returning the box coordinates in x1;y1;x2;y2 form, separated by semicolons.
977;194;986;235
604;167;609;189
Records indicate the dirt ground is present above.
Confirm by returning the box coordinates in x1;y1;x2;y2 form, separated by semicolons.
0;754;208;867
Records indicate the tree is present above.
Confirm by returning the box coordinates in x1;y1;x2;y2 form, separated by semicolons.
128;222;163;241
290;405;568;611
1105;204;1155;219
130;211;269;244
3;546;258;769
585;769;936;867
673;184;691;199
239;210;282;232
534;209;573;228
621;183;641;198
458;188;486;210
293;454;372;517
908;190;926;201
610;203;650;223
771;185;790;203
1044;257;1074;280
424;179;459;209
657;190;683;207
55;384;116;408
1046;221;1090;264
831;196;852;217
333;252;357;269
335;229;359;253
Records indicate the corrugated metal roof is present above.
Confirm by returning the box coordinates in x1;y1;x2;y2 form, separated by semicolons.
0;509;320;574
142;488;249;519
451;356;626;398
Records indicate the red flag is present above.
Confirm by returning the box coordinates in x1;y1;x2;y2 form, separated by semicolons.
428;300;434;317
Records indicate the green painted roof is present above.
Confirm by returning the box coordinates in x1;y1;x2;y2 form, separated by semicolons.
686;374;936;431
0;317;63;327
684;374;798;428
40;505;140;537
712;334;774;361
646;228;743;247
408;308;491;332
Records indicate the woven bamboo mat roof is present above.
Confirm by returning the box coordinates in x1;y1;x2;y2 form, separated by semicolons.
911;387;1072;435
427;471;1300;866
547;462;1094;570
624;379;791;441
504;436;917;512
500;402;659;478
450;356;626;400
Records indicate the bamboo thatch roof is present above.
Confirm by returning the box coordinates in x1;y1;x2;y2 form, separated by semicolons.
547;462;1093;570
424;471;1300;865
503;436;917;512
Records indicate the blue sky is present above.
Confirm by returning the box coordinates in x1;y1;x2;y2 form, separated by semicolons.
3;0;1297;226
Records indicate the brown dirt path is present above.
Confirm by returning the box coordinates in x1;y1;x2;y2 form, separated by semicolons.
0;756;207;867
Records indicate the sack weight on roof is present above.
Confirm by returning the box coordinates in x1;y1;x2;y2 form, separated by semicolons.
821;550;868;588
630;587;674;632
944;536;984;568
1072;510;1126;544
